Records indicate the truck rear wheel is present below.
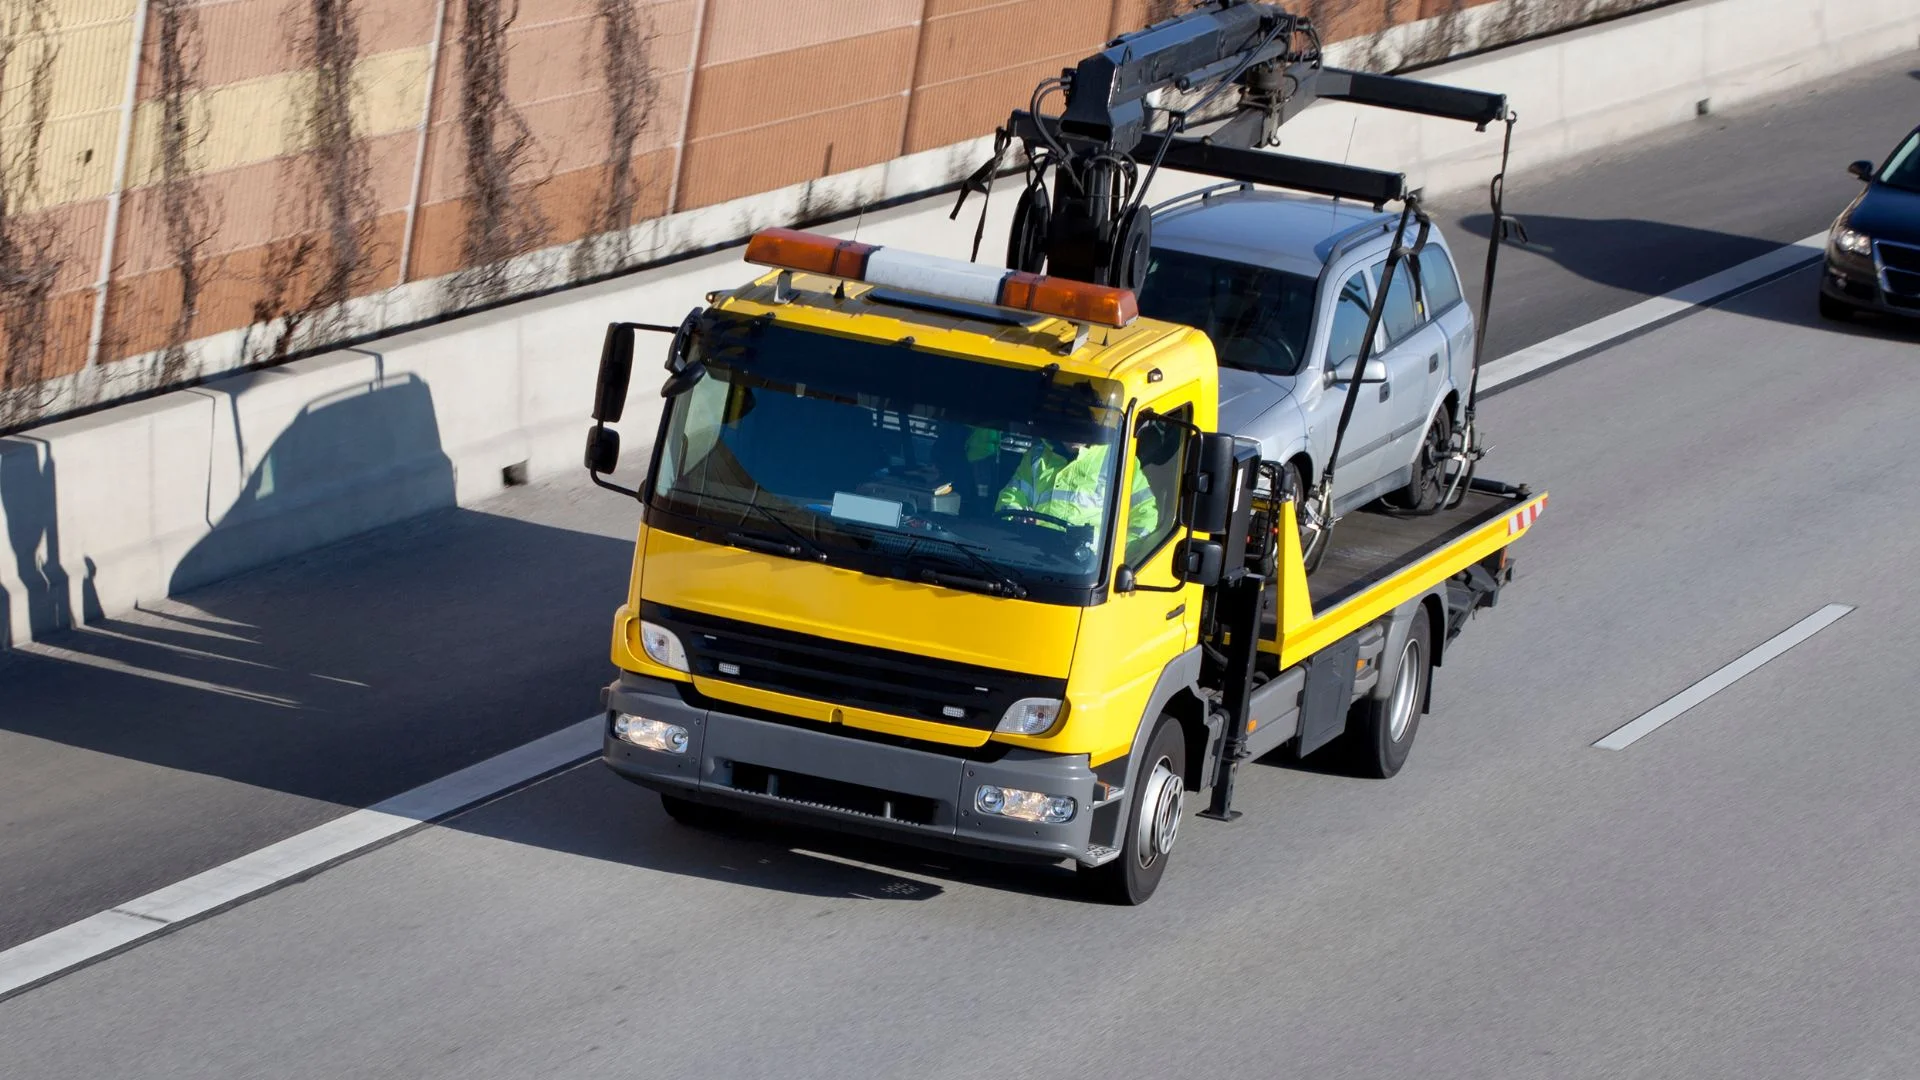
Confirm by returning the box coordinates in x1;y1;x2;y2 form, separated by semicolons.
1082;713;1186;905
1345;612;1431;778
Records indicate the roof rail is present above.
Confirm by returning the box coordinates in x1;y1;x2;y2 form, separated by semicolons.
1148;180;1254;217
1326;217;1395;262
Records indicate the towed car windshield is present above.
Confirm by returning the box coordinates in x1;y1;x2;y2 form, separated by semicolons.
1137;246;1317;376
1879;131;1920;193
649;310;1130;602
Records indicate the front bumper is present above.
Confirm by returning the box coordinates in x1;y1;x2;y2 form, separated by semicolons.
599;672;1104;866
1822;251;1920;318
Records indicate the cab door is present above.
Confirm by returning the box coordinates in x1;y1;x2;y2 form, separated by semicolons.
1067;395;1205;751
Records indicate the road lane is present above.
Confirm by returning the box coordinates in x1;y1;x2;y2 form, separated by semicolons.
2;48;1917;993
4;263;1918;1078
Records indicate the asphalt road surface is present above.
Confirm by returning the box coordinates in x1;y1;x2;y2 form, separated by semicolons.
3;50;1918;1079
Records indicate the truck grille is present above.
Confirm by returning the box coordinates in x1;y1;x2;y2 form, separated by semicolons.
640;601;1068;732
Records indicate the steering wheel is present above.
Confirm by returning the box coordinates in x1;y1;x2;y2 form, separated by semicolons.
996;507;1077;532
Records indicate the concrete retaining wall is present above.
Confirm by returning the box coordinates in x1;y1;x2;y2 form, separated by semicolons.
4;0;1917;649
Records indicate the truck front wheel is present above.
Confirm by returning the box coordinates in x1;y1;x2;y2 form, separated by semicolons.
1082;713;1186;905
1345;612;1432;778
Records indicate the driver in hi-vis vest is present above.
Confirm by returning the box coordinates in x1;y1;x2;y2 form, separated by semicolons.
995;436;1158;547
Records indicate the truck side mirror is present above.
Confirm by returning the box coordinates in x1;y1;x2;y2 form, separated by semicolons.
1182;432;1236;535
592;322;636;423
584;426;621;473
1848;160;1874;182
1171;538;1225;587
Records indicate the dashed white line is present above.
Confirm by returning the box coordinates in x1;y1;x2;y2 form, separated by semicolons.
1593;604;1855;751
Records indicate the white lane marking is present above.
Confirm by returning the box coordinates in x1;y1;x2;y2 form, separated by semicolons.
0;716;602;999
1593;604;1854;751
0;229;1840;999
1479;230;1827;392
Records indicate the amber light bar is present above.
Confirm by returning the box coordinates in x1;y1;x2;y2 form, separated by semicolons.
742;226;1139;329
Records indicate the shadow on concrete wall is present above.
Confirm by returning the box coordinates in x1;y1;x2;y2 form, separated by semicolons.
170;371;458;596
0;436;103;651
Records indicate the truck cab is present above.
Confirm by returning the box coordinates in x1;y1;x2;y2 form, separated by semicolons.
1137;184;1479;564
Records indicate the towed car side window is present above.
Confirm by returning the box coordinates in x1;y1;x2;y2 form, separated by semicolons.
1367;259;1423;344
1325;271;1373;367
1415;244;1464;314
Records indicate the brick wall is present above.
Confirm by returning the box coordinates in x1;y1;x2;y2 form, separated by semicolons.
0;0;1652;428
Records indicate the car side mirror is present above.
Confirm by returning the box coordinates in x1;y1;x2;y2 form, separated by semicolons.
1328;357;1388;386
1849;160;1875;182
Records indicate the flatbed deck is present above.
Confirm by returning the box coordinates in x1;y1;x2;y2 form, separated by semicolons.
1309;488;1516;610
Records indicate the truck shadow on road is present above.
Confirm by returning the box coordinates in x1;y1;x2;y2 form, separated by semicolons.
449;762;1110;905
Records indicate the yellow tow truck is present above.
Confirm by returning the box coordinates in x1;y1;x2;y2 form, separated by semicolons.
579;2;1547;903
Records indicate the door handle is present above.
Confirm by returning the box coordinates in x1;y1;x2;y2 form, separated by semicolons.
1428;353;1440;373
1379;381;1390;402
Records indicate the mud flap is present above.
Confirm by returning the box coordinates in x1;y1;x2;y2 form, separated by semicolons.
1295;635;1362;758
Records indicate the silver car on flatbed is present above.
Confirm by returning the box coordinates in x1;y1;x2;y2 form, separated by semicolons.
1136;182;1478;569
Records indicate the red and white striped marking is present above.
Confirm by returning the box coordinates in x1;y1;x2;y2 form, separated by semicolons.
1506;497;1546;536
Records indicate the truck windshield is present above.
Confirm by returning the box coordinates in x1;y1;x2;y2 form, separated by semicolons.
1137;247;1316;376
648;311;1131;603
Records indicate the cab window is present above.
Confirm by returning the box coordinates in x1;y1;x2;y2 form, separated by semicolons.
1125;404;1191;568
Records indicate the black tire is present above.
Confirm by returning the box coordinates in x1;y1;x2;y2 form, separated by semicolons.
1081;713;1187;905
1281;459;1330;574
1344;610;1432;779
1817;291;1855;322
660;791;734;829
1383;408;1452;513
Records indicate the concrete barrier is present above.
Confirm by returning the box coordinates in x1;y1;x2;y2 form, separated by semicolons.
4;0;1917;649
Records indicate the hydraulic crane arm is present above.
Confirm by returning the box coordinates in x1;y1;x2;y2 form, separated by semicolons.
975;0;1507;289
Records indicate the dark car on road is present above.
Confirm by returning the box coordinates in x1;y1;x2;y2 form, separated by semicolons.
1821;122;1920;322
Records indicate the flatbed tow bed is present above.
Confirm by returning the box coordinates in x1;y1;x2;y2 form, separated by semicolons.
1303;482;1537;612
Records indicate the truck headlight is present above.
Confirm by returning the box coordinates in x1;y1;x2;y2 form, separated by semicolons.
1830;224;1872;257
997;697;1064;735
639;620;688;671
975;785;1075;823
613;712;688;753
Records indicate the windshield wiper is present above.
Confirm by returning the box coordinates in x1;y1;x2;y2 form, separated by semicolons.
919;568;1021;598
668;488;830;562
841;521;1029;600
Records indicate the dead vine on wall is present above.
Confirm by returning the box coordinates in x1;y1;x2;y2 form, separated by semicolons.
0;0;64;421
151;0;215;385
451;0;551;306
571;0;660;280
250;0;383;361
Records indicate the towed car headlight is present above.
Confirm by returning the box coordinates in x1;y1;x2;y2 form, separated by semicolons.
639;620;689;672
1830;224;1872;257
997;697;1065;736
